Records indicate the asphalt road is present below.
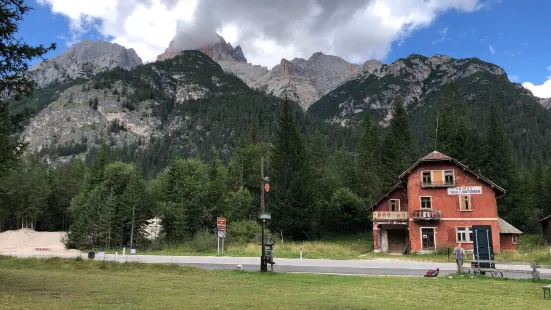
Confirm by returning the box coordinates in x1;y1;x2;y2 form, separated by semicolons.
92;254;550;279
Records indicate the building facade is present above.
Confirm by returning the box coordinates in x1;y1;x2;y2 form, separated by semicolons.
371;151;522;254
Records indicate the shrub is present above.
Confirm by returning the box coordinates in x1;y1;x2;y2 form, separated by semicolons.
189;230;217;252
226;220;270;244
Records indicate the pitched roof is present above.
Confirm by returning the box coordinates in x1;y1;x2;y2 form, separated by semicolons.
398;151;506;195
498;217;523;234
368;182;404;210
537;214;551;223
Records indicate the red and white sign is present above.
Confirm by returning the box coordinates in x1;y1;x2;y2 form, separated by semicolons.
217;217;226;232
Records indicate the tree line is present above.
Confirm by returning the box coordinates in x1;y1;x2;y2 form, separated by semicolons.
2;1;551;250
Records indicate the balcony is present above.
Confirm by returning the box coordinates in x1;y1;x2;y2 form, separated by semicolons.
373;211;409;221
412;209;441;221
421;181;455;188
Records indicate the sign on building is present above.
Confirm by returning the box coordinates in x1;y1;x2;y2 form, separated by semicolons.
447;186;482;195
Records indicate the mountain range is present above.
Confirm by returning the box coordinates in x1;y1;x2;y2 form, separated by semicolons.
16;34;551;173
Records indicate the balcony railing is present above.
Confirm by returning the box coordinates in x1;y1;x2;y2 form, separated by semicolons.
373;211;409;221
422;181;455;188
412;209;441;221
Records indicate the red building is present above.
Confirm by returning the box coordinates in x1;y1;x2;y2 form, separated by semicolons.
370;151;522;254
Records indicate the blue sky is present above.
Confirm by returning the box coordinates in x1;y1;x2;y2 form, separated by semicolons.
16;0;551;97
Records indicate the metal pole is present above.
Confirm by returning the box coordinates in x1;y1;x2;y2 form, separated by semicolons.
217;236;220;256
222;236;225;255
260;156;267;272
260;157;265;212
261;219;266;272
130;204;135;250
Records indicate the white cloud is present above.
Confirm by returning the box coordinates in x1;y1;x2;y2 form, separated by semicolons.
509;74;518;82
432;26;449;44
488;44;495;55
523;66;551;98
37;0;489;68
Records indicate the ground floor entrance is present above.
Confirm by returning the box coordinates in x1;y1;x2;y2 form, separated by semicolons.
421;227;435;251
378;224;409;254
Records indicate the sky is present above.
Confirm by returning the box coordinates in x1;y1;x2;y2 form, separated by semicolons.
16;0;551;98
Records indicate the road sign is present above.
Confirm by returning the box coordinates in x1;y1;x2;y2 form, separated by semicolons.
264;183;270;192
218;231;226;238
217;217;226;231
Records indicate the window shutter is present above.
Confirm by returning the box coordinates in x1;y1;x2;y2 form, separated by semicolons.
459;195;466;210
388;200;391;211
433;170;443;184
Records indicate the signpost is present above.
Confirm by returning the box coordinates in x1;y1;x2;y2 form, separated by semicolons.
217;217;226;256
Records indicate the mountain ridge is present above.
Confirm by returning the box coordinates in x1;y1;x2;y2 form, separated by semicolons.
30;40;143;89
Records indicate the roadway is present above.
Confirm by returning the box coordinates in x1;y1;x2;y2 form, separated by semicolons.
94;254;551;279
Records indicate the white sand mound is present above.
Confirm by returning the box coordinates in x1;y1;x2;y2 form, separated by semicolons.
0;228;80;255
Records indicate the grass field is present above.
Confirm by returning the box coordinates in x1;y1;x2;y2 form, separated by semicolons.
0;257;549;310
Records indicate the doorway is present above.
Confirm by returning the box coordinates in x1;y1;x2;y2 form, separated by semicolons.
387;229;408;253
421;228;435;251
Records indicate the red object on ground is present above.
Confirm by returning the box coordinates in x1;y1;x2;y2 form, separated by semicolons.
424;268;439;277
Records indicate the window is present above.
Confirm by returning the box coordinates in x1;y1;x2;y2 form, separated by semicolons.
444;170;454;184
456;227;473;243
420;197;432;209
459;195;472;211
512;234;520;244
389;199;400;212
422;171;432;184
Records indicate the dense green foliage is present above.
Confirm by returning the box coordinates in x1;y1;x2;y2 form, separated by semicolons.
381;96;417;189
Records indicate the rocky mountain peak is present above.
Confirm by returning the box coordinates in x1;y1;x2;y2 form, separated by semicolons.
309;54;517;126
30;40;143;89
157;34;247;63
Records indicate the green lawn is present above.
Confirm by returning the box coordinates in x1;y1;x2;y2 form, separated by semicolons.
0;257;550;309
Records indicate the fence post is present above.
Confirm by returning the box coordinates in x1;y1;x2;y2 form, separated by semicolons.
531;262;540;280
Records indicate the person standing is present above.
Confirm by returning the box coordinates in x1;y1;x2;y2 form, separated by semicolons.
454;243;464;273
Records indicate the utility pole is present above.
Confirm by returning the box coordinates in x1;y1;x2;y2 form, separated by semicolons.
130;203;135;250
260;156;266;272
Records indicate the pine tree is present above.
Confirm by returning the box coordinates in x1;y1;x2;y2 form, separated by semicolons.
0;1;55;174
356;113;382;202
482;99;519;223
381;96;416;189
269;98;314;240
434;84;471;163
85;143;109;191
121;168;148;248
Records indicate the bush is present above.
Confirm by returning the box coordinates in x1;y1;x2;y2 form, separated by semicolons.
226;220;270;244
189;230;217;252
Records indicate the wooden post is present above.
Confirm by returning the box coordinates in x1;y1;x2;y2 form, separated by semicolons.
531;262;540;280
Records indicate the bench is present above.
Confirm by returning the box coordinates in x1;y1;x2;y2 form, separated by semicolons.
542;284;551;299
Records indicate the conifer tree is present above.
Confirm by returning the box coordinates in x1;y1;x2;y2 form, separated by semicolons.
269;98;314;240
431;84;484;168
356;113;382;202
435;84;470;161
121;168;148;248
381;96;416;189
482;99;519;223
0;1;55;173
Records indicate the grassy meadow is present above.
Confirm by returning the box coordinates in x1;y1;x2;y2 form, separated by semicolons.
0;256;550;310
